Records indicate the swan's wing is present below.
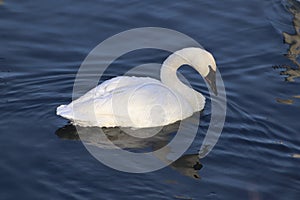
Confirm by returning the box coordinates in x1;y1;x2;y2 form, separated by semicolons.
73;76;161;103
57;76;163;126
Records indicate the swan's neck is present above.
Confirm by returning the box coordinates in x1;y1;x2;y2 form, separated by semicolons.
160;51;205;111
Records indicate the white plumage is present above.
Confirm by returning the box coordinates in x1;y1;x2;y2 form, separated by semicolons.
57;47;217;128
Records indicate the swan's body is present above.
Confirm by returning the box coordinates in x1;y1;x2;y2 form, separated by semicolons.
57;47;217;128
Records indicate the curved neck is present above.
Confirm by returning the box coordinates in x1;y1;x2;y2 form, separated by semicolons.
160;51;205;111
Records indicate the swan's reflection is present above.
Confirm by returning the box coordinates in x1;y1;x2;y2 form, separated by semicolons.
56;121;203;179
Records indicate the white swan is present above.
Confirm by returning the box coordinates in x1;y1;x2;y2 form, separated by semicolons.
57;47;217;128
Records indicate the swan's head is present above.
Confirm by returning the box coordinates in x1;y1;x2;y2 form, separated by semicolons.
175;47;218;95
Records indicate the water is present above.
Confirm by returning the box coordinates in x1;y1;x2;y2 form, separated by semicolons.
1;0;300;199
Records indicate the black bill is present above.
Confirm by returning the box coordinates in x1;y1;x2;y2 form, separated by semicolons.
205;65;218;96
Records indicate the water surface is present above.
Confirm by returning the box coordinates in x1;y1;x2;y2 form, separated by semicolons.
1;0;300;199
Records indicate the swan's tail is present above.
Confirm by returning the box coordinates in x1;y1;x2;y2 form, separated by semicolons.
56;104;97;127
56;104;74;120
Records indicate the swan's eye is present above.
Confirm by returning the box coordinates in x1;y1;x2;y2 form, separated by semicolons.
208;65;212;70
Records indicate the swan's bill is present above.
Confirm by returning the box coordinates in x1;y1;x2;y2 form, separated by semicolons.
205;65;217;96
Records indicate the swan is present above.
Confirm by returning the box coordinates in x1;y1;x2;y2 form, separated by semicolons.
57;47;217;128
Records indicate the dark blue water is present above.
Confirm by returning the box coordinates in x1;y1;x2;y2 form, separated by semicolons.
1;0;300;199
